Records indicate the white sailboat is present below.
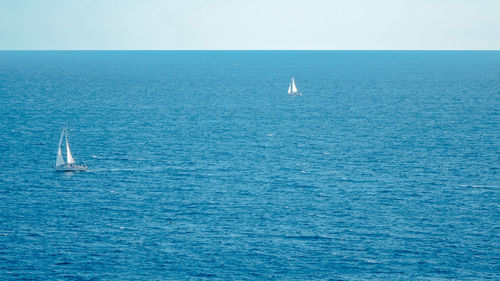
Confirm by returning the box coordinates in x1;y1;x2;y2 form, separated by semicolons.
56;127;87;171
288;76;301;96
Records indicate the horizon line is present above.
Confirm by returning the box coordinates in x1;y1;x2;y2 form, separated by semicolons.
1;49;499;51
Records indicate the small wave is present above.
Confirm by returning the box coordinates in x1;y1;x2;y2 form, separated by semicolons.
92;155;148;161
460;184;495;189
283;234;333;241
194;273;216;278
320;170;340;175
89;168;137;172
469;184;494;188
362;258;380;264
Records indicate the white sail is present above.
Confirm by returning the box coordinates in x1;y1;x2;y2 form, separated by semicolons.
288;84;292;94
291;77;298;93
65;129;75;164
56;130;65;166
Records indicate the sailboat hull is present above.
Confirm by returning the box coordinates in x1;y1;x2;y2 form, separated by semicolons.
56;164;88;172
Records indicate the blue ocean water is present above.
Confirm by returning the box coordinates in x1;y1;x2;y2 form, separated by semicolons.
0;51;499;280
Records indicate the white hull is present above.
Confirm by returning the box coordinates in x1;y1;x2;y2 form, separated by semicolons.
56;164;88;172
288;91;302;96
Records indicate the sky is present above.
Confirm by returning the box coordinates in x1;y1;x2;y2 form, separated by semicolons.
0;0;499;50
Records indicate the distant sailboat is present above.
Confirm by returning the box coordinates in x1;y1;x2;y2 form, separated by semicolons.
56;127;87;171
288;76;301;96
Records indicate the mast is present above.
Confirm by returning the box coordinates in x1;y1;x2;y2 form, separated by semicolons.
65;128;75;164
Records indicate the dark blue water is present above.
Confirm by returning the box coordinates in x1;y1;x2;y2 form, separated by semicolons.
0;51;499;280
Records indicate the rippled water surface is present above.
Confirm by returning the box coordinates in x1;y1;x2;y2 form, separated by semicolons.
0;51;499;280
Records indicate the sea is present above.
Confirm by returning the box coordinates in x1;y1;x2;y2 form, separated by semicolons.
0;51;498;280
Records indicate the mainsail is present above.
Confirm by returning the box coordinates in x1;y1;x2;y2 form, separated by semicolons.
56;130;65;166
65;129;75;164
288;76;299;95
291;77;298;93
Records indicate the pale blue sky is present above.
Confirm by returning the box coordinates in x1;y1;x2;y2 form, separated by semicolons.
1;0;499;50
